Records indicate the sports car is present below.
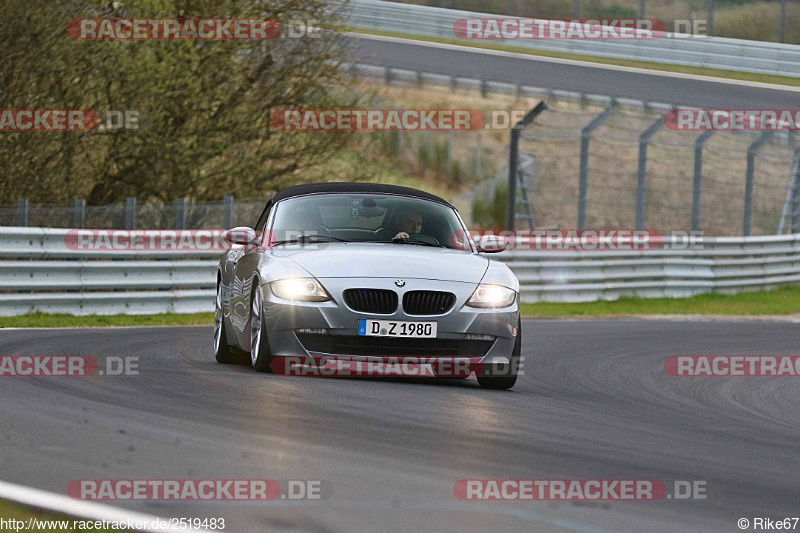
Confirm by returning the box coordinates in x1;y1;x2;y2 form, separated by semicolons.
214;182;521;389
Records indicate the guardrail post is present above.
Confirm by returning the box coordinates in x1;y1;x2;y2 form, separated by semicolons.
73;199;86;229
125;197;137;230
223;195;234;229
384;67;391;86
635;114;666;230
743;131;773;236
692;131;714;232
14;199;28;227
175;197;187;229
480;79;488;98
578;104;615;229
507;101;548;231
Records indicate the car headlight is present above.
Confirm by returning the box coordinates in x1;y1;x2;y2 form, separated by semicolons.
467;284;516;308
270;277;331;302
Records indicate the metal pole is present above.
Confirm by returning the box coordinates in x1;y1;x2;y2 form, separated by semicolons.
175;197;187;229
507;128;520;231
638;0;646;18
474;134;483;178
506;101;548;231
572;0;581;18
744;131;773;236
779;0;787;43
706;0;715;36
635;115;666;230
692;131;714;232
73;199;86;229
223;195;234;229
578;105;616;229
778;150;800;234
125;197;137;230
15;199;28;227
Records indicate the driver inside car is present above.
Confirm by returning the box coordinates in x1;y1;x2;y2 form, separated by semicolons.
393;210;423;240
393;209;465;248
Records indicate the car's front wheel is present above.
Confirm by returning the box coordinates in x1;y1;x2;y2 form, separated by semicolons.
250;284;274;373
477;320;521;390
214;282;246;365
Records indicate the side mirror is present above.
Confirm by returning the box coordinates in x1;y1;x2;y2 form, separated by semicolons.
225;227;258;246
476;235;508;253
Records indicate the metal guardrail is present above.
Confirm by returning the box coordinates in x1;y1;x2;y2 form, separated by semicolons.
1;228;800;314
347;0;800;78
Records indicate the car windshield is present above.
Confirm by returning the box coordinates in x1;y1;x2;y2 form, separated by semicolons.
270;193;471;250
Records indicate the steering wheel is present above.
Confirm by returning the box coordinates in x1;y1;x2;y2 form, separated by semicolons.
408;233;440;246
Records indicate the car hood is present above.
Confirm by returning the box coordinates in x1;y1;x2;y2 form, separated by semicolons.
272;243;489;283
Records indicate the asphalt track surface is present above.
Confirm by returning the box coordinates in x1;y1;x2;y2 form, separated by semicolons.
349;35;800;109
1;320;799;532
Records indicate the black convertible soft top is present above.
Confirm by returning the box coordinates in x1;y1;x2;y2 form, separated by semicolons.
270;182;454;208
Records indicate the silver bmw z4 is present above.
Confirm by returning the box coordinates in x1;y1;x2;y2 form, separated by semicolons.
214;182;521;389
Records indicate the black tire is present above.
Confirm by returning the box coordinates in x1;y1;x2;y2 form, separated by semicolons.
477;319;522;390
214;282;246;365
250;284;274;373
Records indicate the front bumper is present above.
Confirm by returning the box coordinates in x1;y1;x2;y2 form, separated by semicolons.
261;277;518;369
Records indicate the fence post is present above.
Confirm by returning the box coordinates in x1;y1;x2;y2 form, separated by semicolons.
223;195;234;229
635;114;665;230
474;134;483;178
125;197;137;230
578;104;615;229
792;160;800;234
507;128;520;231
507;101;548;231
73;199;86;229
384;67;391;86
14;199;28;227
743;131;773;236
175;197;187;229
692;131;714;233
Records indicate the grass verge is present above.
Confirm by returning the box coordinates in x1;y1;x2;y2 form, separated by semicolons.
0;312;214;328
350;27;800;87
521;285;800;317
0;499;116;532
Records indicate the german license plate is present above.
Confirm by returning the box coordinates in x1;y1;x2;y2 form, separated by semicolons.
358;319;437;338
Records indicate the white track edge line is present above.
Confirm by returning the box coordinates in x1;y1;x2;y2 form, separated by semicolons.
0;480;216;532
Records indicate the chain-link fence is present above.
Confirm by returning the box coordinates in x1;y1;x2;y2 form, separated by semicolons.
0;197;268;230
506;104;800;236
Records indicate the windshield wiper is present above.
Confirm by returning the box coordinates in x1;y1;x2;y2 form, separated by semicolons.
273;235;349;246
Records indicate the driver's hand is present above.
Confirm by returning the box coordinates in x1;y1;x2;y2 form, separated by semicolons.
394;232;409;239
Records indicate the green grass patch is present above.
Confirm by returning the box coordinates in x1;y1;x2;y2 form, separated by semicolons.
350;27;800;87
0;312;214;328
0;499;116;532
521;285;800;317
